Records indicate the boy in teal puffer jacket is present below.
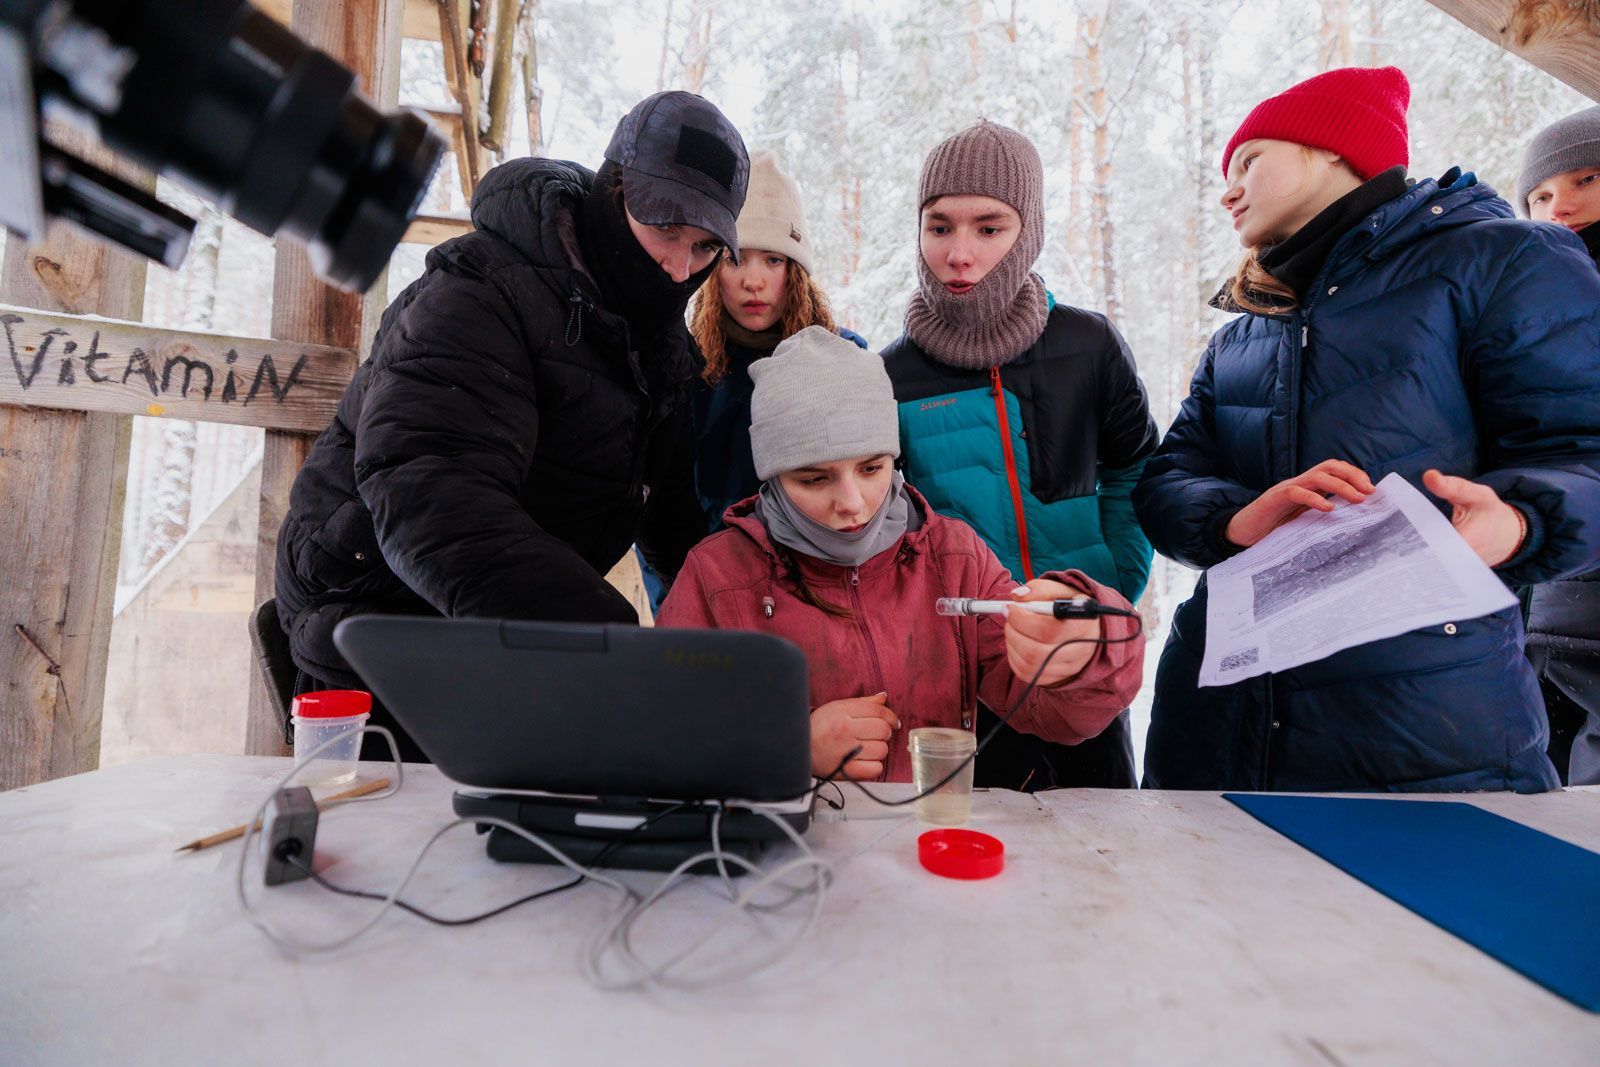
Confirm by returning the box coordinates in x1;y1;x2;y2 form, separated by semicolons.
880;121;1159;789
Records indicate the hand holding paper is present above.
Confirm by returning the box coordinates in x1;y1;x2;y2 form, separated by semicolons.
1421;469;1526;568
1226;458;1377;549
1200;473;1518;687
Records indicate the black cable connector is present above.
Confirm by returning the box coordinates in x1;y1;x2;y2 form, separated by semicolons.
263;787;319;886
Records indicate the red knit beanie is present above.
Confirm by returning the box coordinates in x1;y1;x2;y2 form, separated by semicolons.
1221;66;1411;180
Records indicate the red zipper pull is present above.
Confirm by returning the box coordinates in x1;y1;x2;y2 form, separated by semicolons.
989;366;1001;396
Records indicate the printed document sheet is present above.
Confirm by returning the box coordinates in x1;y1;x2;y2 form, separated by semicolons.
1200;473;1517;687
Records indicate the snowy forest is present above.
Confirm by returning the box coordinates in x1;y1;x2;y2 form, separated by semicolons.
81;0;1590;764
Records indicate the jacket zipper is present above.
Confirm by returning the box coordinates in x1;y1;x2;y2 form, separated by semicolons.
846;568;885;695
989;367;1035;581
846;567;891;781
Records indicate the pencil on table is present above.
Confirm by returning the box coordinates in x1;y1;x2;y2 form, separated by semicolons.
175;777;392;853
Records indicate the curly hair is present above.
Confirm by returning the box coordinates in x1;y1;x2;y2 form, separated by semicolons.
690;256;838;384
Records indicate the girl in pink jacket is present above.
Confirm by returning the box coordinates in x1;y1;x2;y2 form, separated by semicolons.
657;325;1144;783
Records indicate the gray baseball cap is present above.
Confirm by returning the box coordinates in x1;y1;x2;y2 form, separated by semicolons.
605;91;750;263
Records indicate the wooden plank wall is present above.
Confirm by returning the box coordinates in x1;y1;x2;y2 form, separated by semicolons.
0;130;151;789
247;0;405;755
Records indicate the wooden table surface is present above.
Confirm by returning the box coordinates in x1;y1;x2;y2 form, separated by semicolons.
2;755;1596;1066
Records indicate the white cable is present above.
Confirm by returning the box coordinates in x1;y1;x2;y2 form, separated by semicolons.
237;738;911;990
582;802;837;992
237;725;640;954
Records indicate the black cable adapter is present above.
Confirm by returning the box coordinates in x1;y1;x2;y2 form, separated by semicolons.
263;786;319;887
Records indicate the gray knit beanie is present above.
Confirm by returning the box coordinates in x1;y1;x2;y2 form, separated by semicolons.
748;325;901;480
904;120;1049;369
1516;105;1600;217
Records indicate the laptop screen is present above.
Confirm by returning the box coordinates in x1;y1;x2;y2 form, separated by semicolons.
334;616;812;802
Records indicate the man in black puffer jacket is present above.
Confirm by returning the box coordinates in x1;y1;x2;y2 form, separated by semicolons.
274;92;749;759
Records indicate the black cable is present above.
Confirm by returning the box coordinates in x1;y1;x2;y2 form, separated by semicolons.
284;801;692;928
736;619;1143;810
844;619;1145;808
284;613;1144;918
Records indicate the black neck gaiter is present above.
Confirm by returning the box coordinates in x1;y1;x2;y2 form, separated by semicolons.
576;160;717;342
719;310;783;354
1260;166;1410;300
1580;221;1600;268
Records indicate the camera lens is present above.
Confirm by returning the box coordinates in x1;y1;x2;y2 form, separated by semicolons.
66;0;445;291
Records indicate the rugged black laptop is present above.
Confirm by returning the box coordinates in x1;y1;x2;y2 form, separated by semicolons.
332;616;815;872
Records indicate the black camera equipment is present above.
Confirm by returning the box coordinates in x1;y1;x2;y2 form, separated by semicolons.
0;0;446;292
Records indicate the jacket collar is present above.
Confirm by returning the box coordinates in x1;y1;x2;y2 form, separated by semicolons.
721;483;941;581
466;157;703;389
1210;169;1513;316
1358;168;1511;261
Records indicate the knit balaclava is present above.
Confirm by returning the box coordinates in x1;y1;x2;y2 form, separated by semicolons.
904;121;1048;370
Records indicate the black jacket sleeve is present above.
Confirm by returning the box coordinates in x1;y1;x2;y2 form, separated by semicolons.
353;268;637;624
635;398;706;583
1095;318;1161;469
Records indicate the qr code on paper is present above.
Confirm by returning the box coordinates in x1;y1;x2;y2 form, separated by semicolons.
1220;648;1259;672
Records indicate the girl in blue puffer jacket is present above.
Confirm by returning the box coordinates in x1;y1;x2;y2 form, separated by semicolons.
1133;66;1600;793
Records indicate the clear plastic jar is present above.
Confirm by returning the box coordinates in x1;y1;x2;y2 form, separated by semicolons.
291;690;372;786
907;727;976;825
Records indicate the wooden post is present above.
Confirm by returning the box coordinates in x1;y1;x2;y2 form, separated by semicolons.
439;0;487;194
247;0;405;755
481;0;519;153
0;129;150;789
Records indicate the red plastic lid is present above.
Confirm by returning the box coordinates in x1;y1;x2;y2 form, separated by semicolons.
291;690;372;719
918;828;1005;880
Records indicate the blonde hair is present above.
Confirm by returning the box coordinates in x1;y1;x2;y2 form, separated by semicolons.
1228;250;1301;314
690;256;838;384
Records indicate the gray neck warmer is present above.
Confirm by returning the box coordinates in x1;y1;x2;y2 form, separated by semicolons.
755;471;916;568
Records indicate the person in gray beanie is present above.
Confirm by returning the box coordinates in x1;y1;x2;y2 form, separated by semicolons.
1518;104;1600;786
1518;104;1600;265
879;119;1159;790
657;324;1144;783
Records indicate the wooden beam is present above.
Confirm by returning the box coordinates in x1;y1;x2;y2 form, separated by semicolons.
421;102;463;128
403;0;443;41
481;0;519;153
438;0;487;195
257;0;441;42
401;212;472;245
248;0;403;757
1424;0;1600;101
0;127;150;789
0;306;356;433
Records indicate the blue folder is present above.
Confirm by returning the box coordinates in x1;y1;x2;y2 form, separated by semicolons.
1225;793;1600;1012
